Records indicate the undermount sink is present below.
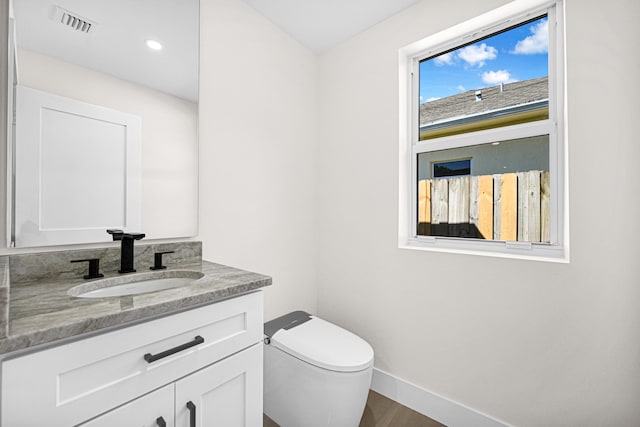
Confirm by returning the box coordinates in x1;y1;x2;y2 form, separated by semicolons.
68;270;205;298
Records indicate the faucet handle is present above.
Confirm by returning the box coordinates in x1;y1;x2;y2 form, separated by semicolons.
123;232;146;241
150;251;175;270
71;258;104;280
106;229;124;241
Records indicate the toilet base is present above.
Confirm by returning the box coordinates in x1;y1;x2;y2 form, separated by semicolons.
264;344;372;427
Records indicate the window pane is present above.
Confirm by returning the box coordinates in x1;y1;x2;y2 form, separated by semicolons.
419;16;549;140
416;135;550;242
433;159;471;178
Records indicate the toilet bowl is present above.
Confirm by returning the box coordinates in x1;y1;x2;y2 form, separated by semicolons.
264;311;374;427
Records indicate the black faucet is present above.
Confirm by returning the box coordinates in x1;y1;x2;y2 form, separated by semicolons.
107;229;146;273
70;258;104;279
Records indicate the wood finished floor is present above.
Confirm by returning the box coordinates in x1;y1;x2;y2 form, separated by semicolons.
263;390;445;427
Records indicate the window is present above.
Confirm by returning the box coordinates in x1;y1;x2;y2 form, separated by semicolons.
402;0;566;261
433;159;471;178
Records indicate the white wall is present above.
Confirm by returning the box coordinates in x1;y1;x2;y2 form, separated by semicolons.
198;0;318;320
317;0;640;426
11;49;198;243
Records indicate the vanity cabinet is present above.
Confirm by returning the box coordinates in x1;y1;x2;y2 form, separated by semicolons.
1;291;264;426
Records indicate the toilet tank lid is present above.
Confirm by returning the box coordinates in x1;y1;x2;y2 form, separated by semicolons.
270;316;374;372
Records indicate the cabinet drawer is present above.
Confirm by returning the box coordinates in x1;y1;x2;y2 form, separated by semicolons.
2;291;263;427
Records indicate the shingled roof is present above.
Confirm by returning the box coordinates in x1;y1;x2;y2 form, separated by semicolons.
420;76;548;127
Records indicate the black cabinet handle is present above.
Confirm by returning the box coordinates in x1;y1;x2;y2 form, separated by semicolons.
187;401;196;427
143;336;205;363
156;416;166;427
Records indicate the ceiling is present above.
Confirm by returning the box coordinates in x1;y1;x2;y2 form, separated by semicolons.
240;0;421;53
11;0;420;102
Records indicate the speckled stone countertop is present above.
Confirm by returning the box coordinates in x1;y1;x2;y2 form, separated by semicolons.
0;242;271;355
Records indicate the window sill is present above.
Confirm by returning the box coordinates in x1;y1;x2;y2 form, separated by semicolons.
401;237;569;263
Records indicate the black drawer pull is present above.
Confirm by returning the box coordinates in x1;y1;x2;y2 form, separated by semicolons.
156;416;166;427
187;401;196;427
144;336;205;363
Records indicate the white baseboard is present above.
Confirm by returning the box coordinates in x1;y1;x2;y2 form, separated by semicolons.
370;368;511;427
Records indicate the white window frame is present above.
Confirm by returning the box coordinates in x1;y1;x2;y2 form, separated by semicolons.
399;0;568;262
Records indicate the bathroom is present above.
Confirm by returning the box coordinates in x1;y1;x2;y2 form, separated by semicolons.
0;0;639;426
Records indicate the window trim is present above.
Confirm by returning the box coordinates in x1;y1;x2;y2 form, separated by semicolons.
399;0;568;262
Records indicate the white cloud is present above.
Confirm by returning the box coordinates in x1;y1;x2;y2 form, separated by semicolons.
457;85;466;92
458;43;497;67
425;96;441;103
512;20;548;54
434;52;454;66
482;70;516;85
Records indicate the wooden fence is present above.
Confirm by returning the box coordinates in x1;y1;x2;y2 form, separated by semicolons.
418;170;550;243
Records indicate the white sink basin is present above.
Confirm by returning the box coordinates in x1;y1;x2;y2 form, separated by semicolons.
68;270;205;298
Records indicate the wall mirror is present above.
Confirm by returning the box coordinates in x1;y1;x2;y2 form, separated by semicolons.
8;0;199;247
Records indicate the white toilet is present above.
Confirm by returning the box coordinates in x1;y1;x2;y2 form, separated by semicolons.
264;311;374;427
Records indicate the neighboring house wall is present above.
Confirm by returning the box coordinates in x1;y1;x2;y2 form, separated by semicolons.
417;135;549;179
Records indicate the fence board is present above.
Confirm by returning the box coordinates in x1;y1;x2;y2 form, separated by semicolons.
448;176;470;237
471;175;494;239
432;179;448;236
477;175;493;239
493;174;502;240
418;179;431;235
518;171;541;242
500;173;517;241
541;171;550;243
470;177;479;238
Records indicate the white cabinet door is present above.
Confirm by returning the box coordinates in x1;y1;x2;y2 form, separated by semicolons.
80;384;174;427
175;343;263;427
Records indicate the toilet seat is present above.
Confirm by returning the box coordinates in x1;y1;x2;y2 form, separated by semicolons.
270;316;374;373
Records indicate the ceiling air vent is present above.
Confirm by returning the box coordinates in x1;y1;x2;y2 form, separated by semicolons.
52;6;94;34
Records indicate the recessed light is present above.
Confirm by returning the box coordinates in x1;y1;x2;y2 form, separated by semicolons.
145;39;162;51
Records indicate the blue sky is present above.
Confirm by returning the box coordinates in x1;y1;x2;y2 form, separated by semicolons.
419;16;548;103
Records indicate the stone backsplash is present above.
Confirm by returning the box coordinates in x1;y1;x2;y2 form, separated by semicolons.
7;241;202;284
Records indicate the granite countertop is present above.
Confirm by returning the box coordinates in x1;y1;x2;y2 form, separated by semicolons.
0;259;271;355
